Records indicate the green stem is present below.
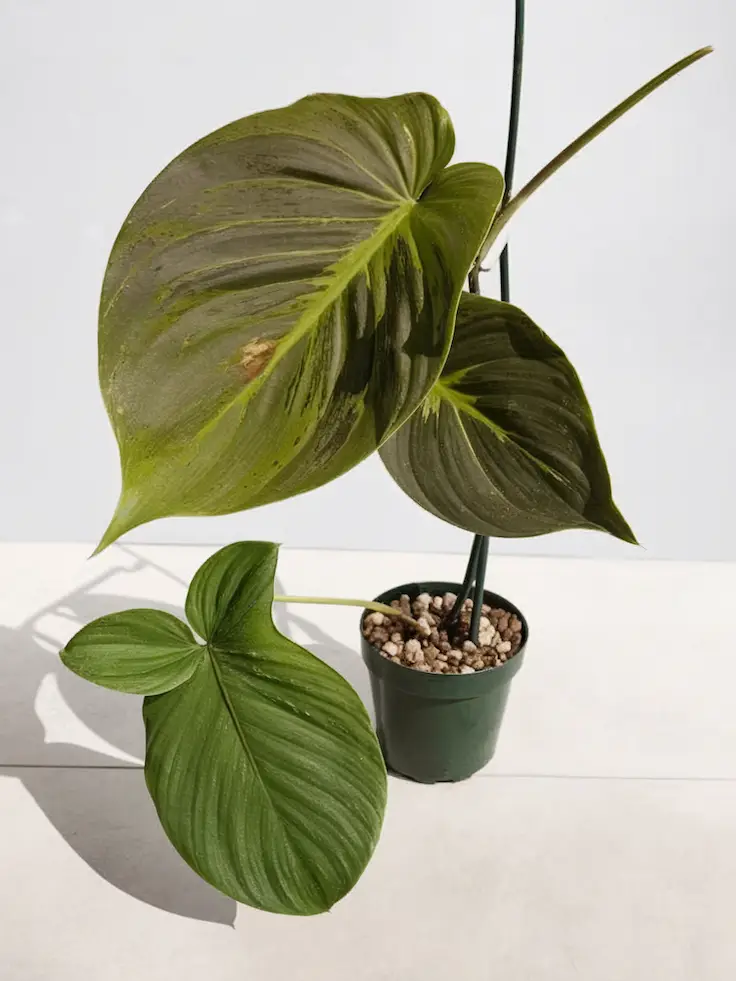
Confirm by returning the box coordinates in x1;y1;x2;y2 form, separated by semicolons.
502;0;525;212
469;537;489;643
448;535;482;624
273;595;420;629
497;0;525;306
479;45;713;265
466;0;525;645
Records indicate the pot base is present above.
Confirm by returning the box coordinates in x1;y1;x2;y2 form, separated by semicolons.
361;581;529;783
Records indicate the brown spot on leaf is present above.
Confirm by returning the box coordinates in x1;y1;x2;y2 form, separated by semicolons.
239;338;277;382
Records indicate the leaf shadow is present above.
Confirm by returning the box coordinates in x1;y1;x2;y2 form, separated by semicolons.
0;558;236;927
0;550;375;926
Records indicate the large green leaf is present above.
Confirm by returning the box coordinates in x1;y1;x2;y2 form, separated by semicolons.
380;293;636;541
59;542;387;915
98;93;504;549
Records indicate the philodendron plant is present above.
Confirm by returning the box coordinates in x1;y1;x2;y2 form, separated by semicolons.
61;31;710;914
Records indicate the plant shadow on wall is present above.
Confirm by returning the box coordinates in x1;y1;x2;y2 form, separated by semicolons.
0;548;369;926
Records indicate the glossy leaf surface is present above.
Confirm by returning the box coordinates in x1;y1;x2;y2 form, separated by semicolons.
380;293;636;542
98;93;503;548
61;542;387;915
60;609;202;695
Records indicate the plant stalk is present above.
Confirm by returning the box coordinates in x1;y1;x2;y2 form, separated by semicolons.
465;0;525;644
502;0;525;213
448;534;482;623
469;537;489;642
273;595;420;629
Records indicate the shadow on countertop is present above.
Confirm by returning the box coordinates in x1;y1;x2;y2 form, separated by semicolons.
0;546;372;927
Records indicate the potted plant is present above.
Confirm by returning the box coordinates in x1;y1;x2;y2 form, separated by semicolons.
59;4;711;916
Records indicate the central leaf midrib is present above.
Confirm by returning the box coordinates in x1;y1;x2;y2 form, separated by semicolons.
206;645;280;810
205;644;329;906
435;379;507;438
435;379;568;484
193;198;416;444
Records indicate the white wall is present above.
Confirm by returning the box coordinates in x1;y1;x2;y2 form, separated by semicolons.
1;0;733;559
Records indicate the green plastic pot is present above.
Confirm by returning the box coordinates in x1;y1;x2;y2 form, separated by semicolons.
361;581;528;783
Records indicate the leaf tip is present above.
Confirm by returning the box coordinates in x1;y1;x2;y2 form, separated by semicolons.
619;514;639;547
93;488;150;554
93;515;129;555
603;507;638;547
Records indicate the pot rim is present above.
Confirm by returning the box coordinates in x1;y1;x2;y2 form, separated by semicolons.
360;580;529;697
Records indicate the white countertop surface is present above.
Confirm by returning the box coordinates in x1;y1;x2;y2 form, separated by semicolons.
2;543;735;979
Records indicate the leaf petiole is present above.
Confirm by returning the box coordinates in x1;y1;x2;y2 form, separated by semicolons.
273;595;421;629
479;45;713;265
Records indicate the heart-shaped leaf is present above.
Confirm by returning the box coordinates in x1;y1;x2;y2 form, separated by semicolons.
380;293;636;542
98;93;504;549
59;542;387;915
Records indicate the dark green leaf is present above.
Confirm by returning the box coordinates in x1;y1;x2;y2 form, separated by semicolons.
98;93;503;549
380;293;636;542
144;542;387;915
60;609;202;694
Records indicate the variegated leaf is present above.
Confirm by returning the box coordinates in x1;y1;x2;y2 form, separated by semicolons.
98;93;503;548
380;293;636;542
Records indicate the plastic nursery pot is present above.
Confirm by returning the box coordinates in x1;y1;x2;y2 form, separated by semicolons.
361;581;528;784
